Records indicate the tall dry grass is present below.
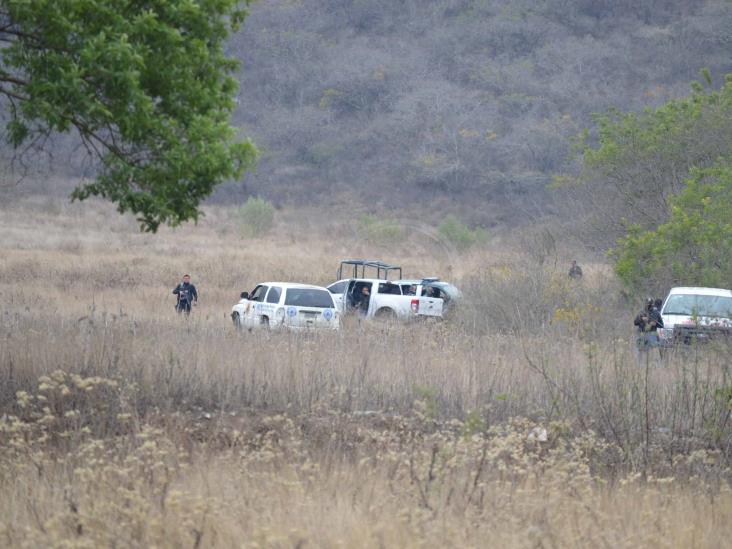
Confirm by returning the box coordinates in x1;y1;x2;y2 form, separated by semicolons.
1;198;732;547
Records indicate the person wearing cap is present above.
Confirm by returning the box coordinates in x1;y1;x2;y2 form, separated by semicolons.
173;274;198;315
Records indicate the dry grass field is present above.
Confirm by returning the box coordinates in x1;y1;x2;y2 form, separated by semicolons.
2;198;732;547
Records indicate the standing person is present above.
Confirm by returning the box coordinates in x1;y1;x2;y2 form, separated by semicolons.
173;274;198;315
634;298;663;350
568;260;583;280
649;299;664;340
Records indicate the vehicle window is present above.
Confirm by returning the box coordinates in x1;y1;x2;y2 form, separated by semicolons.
439;283;460;299
266;286;282;304
422;286;444;299
663;294;732;317
285;288;335;308
401;284;416;296
378;282;402;295
250;285;269;302
328;281;347;294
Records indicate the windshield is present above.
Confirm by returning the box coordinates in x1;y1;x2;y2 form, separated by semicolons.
284;288;335;308
663;294;732;318
328;281;347;294
250;285;268;302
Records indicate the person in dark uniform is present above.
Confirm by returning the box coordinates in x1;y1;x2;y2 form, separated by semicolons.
634;298;663;350
568;260;583;280
353;285;371;316
173;274;198;315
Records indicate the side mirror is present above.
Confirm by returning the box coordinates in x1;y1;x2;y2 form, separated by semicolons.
240;291;249;300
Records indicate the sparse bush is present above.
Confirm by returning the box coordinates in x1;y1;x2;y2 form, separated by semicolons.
237;196;275;237
437;215;487;251
358;214;403;245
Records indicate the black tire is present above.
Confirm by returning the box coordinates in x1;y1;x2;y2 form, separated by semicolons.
261;316;270;327
374;308;397;322
232;311;243;330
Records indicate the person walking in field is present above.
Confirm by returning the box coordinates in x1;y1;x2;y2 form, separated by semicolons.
173;274;198;315
568;260;583;280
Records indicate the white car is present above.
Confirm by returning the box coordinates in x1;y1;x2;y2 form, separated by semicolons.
327;278;443;320
232;282;340;331
658;287;732;345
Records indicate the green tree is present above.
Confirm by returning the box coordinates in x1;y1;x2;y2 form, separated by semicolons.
0;0;256;231
613;159;732;293
570;73;732;250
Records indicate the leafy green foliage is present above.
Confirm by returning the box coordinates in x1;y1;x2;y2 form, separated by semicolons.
237;196;274;236
0;0;257;231
437;215;488;251
613;160;732;292
357;214;403;245
573;74;732;249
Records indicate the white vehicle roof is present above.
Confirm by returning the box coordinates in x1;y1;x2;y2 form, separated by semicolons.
667;287;732;297
256;282;330;290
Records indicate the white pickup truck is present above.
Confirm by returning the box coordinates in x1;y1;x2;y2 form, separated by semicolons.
658;286;732;345
327;278;443;320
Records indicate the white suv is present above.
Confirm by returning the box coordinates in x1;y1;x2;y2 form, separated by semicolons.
658;287;732;345
232;282;340;331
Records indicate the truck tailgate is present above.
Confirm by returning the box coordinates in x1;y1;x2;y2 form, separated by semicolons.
417;297;443;317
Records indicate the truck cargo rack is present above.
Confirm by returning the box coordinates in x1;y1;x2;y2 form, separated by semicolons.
337;259;403;281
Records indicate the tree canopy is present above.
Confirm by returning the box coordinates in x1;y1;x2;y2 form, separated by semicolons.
570;72;732;250
613;159;732;293
572;73;732;292
0;0;256;231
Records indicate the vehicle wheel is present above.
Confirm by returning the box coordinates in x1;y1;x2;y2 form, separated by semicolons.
261;316;270;328
232;312;243;330
375;308;397;322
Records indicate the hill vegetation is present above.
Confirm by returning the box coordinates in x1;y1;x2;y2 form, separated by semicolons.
220;0;732;227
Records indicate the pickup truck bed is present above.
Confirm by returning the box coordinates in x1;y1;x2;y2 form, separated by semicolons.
327;278;443;320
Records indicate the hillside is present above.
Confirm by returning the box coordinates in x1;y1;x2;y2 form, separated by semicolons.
218;0;732;226
2;1;732;229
